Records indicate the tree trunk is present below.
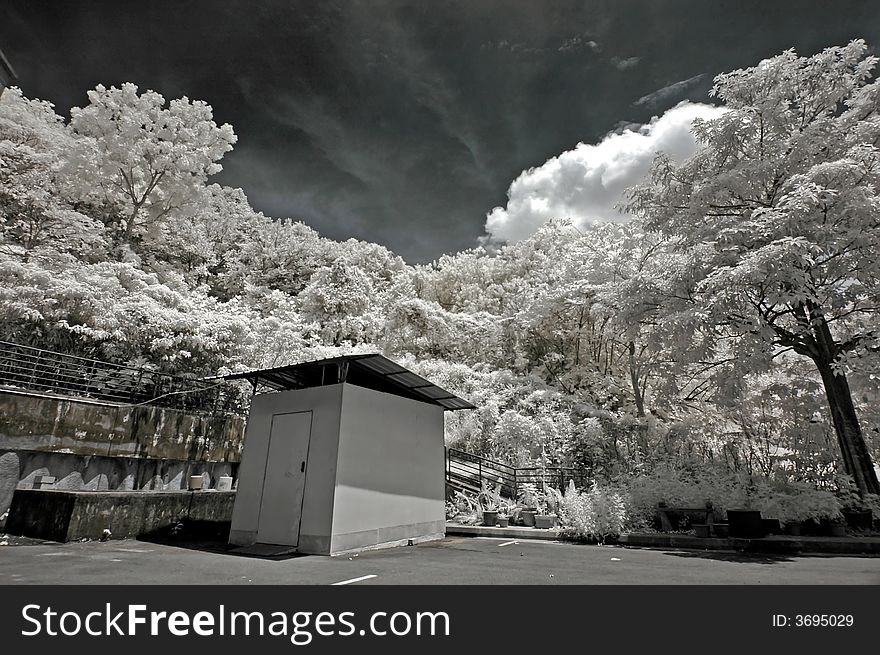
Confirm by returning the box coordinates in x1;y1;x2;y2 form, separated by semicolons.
628;341;645;418
805;303;880;497
628;340;649;459
814;360;880;497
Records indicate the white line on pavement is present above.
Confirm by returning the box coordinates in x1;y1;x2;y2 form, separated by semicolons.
498;540;518;547
331;574;377;586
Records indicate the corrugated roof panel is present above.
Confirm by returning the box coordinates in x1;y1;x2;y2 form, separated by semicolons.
416;385;455;400
354;355;406;376
385;370;430;388
224;354;474;411
440;397;476;410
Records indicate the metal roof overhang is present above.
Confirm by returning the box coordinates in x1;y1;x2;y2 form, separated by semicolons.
225;354;476;411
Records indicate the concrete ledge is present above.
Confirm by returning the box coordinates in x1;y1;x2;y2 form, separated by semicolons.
619;533;880;555
446;523;563;541
5;488;235;542
331;519;446;555
447;523;880;555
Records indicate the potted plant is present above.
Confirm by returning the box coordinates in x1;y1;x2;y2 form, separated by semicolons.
533;485;561;529
497;499;516;528
449;490;480;525
726;480;766;538
478;478;503;527
835;476;874;531
517;483;539;527
841;505;873;531
774;487;844;536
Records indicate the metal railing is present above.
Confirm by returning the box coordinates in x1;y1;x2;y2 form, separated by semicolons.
446;448;517;498
445;447;591;499
515;467;592;492
0;340;246;415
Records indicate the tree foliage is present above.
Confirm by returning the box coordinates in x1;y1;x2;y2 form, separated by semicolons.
0;45;878;497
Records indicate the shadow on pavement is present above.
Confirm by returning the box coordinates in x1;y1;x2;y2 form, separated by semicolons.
136;520;307;561
661;550;796;564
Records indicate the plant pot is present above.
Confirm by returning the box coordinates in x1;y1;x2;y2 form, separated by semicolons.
726;510;765;538
825;521;847;537
534;514;556;529
694;524;711;538
482;511;498;527
761;518;782;535
783;521;802;536
842;509;873;531
188;475;204;490
819;517;847;537
520;510;537;527
497;517;510;528
713;523;729;538
800;518;821;536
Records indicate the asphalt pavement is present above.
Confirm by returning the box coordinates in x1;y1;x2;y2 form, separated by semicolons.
1;534;878;585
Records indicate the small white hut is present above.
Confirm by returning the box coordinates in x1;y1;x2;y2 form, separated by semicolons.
225;354;474;555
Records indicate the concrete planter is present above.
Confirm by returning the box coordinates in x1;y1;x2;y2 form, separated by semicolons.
534;514;556;529
783;521;802;536
761;518;782;535
520;510;536;527
824;520;847;537
5;488;236;542
727;510;765;538
842;509;873;531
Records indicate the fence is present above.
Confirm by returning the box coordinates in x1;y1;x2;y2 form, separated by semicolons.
0;340;246;415
445;448;591;499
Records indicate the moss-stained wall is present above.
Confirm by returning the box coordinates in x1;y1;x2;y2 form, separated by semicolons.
0;389;245;462
6;489;236;542
0;389;245;519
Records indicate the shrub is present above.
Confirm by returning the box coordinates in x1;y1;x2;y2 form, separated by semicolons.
558;480;628;541
623;468;845;526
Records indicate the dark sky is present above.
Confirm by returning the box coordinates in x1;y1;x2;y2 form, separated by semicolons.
3;1;880;262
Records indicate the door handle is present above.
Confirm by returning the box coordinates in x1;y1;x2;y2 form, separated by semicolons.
301;461;306;472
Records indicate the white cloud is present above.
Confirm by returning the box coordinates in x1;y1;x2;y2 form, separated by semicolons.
484;101;726;243
611;56;641;70
634;74;706;108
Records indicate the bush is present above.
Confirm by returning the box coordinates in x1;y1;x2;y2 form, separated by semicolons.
625;468;747;527
558;480;628;541
623;468;845;527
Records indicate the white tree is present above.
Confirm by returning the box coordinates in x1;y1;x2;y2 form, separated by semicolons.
625;41;880;495
67;83;236;246
0;88;106;261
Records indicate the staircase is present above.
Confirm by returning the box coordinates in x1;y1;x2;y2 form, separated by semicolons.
445;448;591;499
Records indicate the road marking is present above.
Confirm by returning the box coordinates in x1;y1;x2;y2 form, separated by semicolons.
331;574;377;586
474;536;567;546
498;540;518;547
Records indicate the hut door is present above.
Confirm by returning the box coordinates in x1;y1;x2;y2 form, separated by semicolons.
257;411;313;546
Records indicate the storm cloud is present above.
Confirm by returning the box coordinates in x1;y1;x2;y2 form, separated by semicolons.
3;1;880;261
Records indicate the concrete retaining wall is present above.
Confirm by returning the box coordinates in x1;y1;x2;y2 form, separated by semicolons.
0;388;245;519
0;388;245;461
5;489;236;542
